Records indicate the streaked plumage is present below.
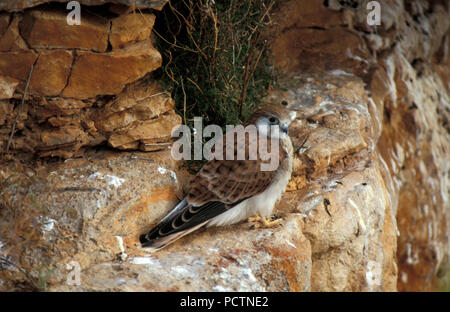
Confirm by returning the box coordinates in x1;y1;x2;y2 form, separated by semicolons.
140;104;294;251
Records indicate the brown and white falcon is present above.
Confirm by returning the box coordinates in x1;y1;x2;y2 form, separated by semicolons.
140;104;294;251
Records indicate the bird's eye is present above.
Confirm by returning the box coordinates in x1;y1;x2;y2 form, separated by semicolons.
268;116;278;124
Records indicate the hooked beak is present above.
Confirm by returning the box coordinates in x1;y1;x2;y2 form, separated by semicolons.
280;124;289;134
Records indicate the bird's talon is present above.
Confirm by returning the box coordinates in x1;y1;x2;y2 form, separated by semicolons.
248;215;282;228
248;216;262;223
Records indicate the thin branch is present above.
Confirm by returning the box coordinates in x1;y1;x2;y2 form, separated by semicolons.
250;0;275;37
164;50;178;84
249;46;265;81
238;56;251;118
185;26;208;60
180;77;187;125
238;35;257;118
152;28;198;53
208;6;219;61
169;0;195;31
5;62;35;154
186;77;204;95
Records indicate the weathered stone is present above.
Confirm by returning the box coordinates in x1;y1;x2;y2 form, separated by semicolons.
40;124;88;148
0;50;38;81
376;52;450;291
0;100;14;126
433;35;450;95
295;166;395;291
0;75;19;99
0;150;312;291
33;97;91;121
0;99;26;132
115;141;140;150
20;8;110;51
110;13;155;49
47;116;79;128
0;15;28;51
271;27;371;77
96;81;174;133
0;13;10;34
29;50;73;96
0;0;169;12
139;139;172;152
36;123;91;158
0;68;400;292
62;40;162;99
271;0;343;30
108;111;181;148
263;73;397;291
357;2;450;291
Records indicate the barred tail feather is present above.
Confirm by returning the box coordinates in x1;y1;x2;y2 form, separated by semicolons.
139;221;208;252
139;199;228;251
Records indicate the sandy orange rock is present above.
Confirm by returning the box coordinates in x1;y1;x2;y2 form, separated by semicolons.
0;16;28;51
0;75;19;99
110;13;156;49
271;27;370;77
0;13;9;33
0;0;169;12
108;111;181;148
96;81;174;133
0;50;38;81
271;0;343;30
20;8;110;51
62;40;162;99
29;50;73;96
40;124;89;147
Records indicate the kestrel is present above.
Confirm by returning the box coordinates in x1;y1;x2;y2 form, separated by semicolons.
140;104;294;251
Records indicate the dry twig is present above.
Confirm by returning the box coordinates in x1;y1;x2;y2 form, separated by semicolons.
181;77;187;125
5;62;35;154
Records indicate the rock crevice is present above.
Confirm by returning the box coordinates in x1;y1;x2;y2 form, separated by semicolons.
0;2;179;157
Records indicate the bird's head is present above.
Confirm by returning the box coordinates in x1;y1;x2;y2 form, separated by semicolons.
246;104;295;140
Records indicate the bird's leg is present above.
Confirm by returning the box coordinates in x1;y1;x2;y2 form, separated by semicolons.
248;214;282;228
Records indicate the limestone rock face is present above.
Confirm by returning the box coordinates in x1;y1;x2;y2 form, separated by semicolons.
268;0;450;291
20;8;110;51
110;13;156;49
265;73;398;291
0;0;448;292
0;50;38;81
62;41;162;99
0;0;169;11
0;76;19;99
272;27;371;77
0;2;176;157
0;16;28;51
29;50;73;96
0;73;398;292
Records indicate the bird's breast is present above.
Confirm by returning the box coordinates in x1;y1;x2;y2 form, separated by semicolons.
245;162;292;218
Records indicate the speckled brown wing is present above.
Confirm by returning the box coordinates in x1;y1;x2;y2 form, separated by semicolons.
140;120;287;251
186;127;283;206
187;159;275;205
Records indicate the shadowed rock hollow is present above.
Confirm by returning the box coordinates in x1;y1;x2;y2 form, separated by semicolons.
0;0;448;291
